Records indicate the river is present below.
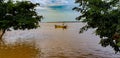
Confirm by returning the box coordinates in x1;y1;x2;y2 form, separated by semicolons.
4;23;120;58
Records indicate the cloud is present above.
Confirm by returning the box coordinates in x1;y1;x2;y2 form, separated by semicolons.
11;0;75;6
30;0;74;6
29;0;77;10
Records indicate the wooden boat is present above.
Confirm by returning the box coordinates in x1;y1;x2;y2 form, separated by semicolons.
55;25;67;29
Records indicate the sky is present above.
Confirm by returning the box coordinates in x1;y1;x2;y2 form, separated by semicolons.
30;0;75;6
29;0;77;11
13;0;79;22
31;0;79;22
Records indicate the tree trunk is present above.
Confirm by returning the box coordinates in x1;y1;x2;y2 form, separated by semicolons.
0;29;6;43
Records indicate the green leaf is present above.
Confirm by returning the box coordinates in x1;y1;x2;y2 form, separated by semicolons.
117;42;120;47
74;0;120;53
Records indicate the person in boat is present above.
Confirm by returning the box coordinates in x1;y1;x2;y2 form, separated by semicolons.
55;23;67;29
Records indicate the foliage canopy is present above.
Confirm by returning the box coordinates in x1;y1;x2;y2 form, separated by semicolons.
0;0;42;41
73;0;120;53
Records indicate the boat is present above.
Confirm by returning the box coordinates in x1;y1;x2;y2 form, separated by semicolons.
55;25;67;29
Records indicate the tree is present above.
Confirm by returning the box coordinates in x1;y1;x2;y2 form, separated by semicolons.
0;0;42;42
73;0;120;53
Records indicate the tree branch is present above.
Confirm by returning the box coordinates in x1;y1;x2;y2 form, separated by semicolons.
0;29;6;43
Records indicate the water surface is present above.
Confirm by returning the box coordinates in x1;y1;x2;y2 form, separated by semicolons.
5;23;120;58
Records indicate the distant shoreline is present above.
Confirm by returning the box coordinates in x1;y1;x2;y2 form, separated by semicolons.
40;21;81;23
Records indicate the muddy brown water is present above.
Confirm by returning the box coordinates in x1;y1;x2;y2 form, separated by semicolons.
4;23;120;58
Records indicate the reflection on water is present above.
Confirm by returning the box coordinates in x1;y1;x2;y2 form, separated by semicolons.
4;23;120;58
